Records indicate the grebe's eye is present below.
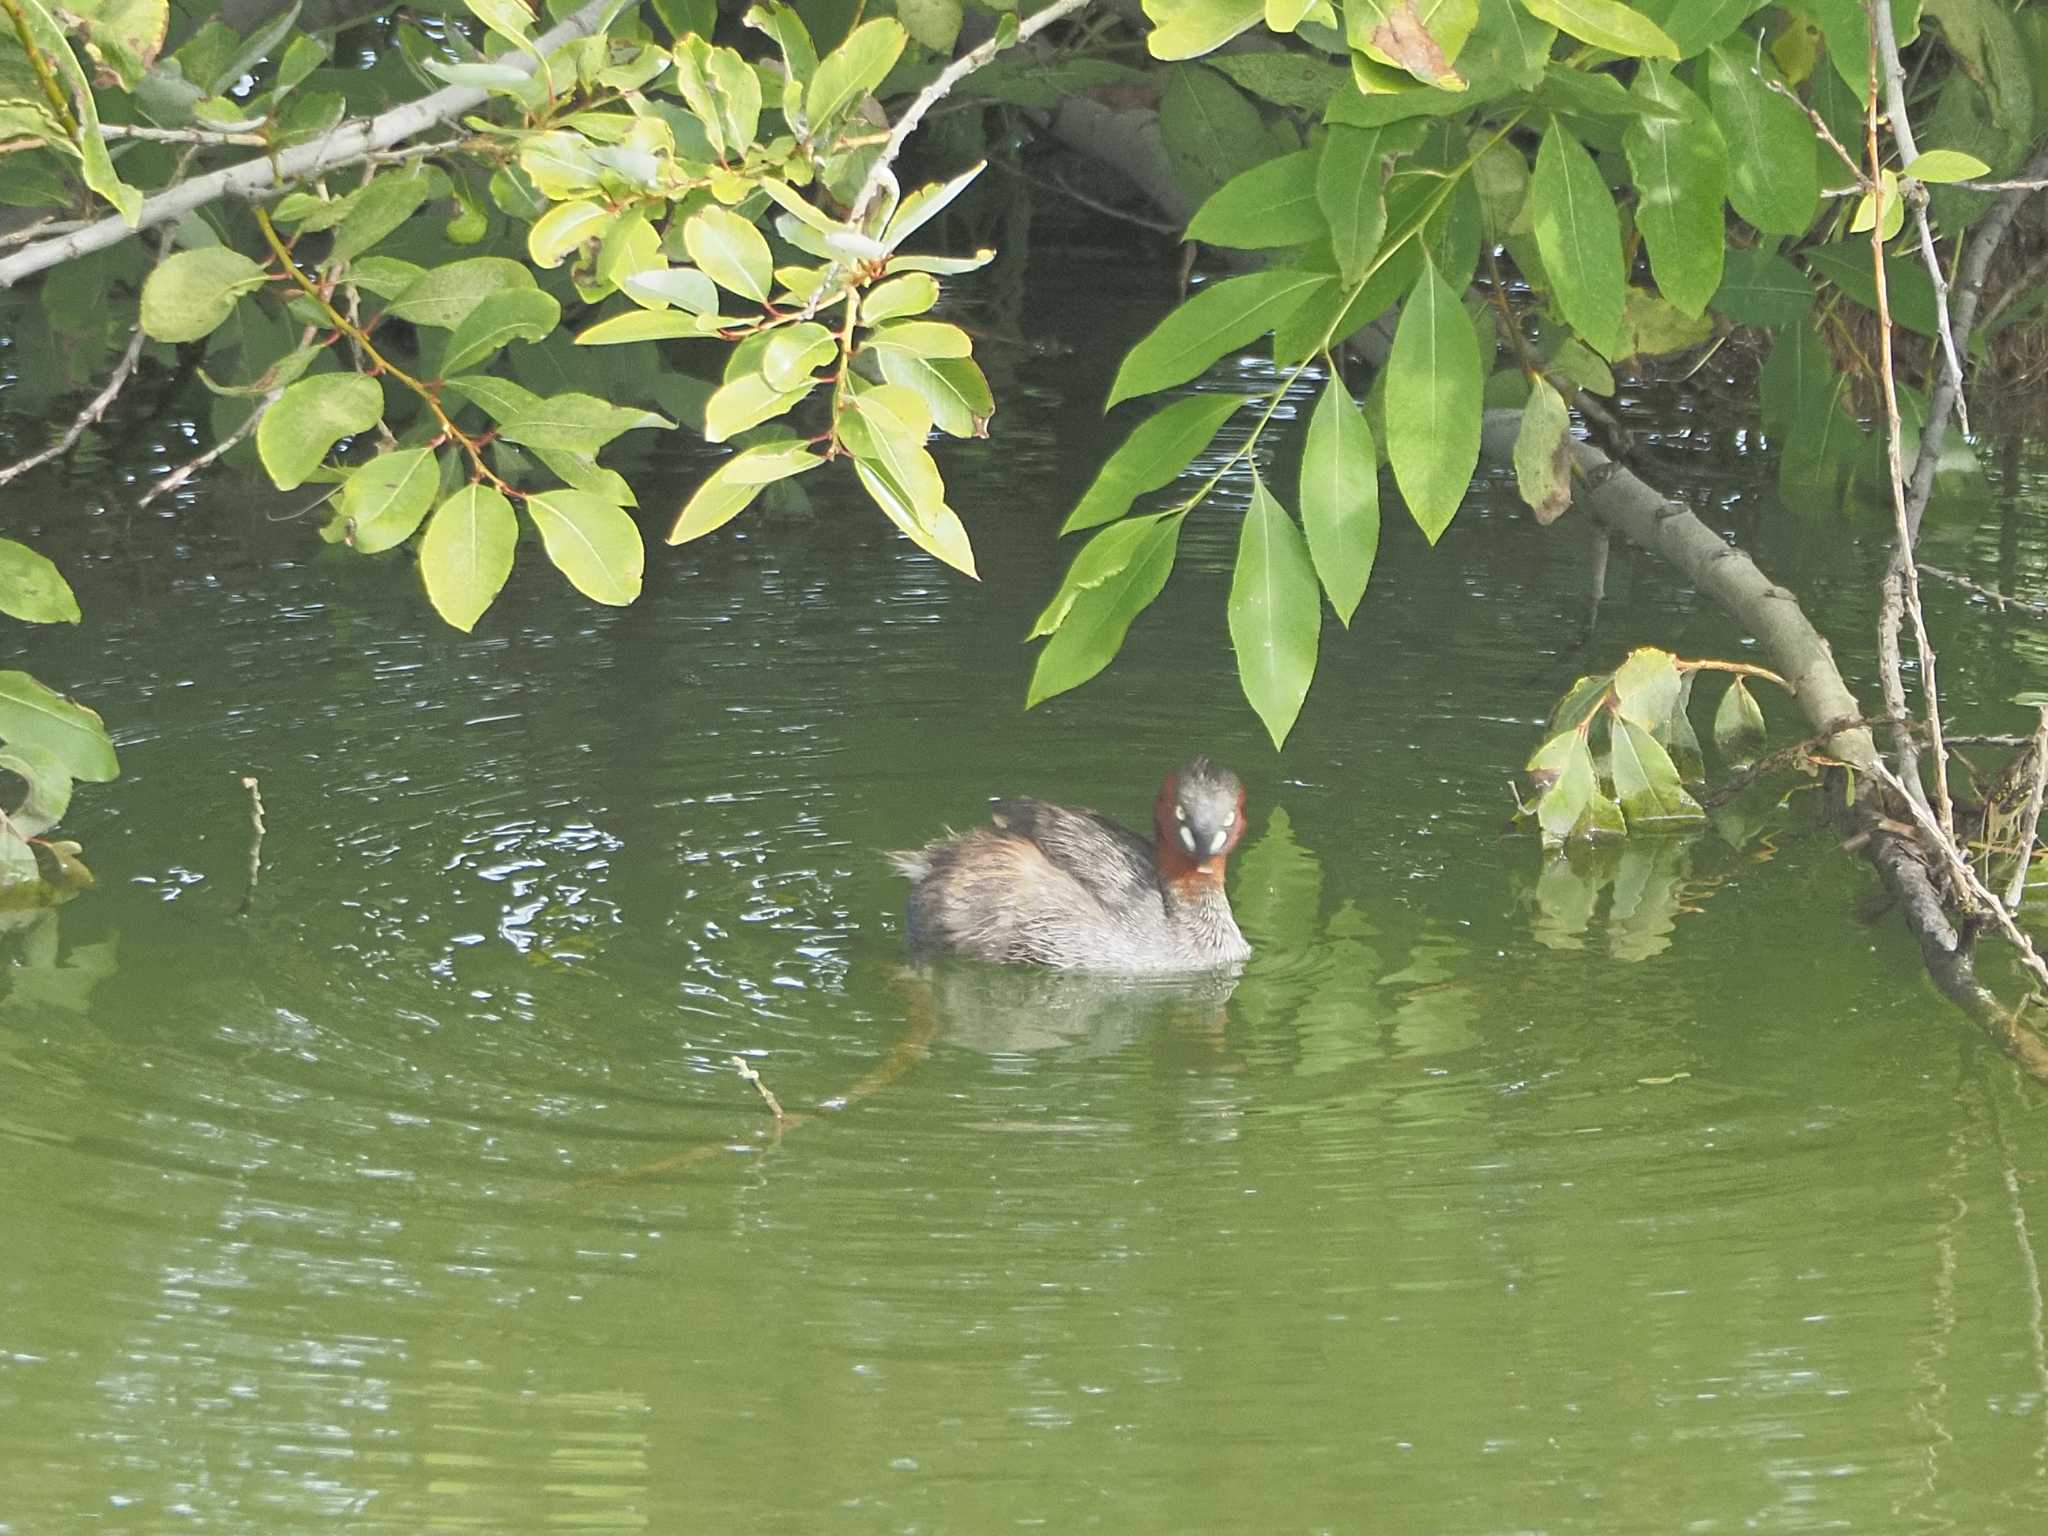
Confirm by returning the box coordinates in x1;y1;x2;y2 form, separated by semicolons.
1222;809;1235;828
1175;804;1187;821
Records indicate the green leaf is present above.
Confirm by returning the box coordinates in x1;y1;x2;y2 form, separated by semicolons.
1713;676;1767;768
1530;119;1626;358
139;248;268;343
703;372;816;442
1611;715;1704;828
442;374;541;424
9;0;139;222
1384;257;1482;543
1707;43;1818;237
1229;478;1321;749
853;457;978;578
1186;151;1324;250
1346;0;1477;88
465;0;534;49
1712;247;1813;327
0;539;79;623
332;165;434;263
500;393;673;454
384;257;536;329
1612;646;1681;730
1105;268;1324;407
0;671;118;782
669;439;823;545
527;199;610;268
1142;0;1263;61
1513;374;1572;525
873;351;994;438
1634;0;1757;56
1804;244;1942;339
862;273;939;322
1032;513;1175;638
527;491;644;607
1624;63;1726;318
685;205;773;304
807;18;906;130
1520;0;1678;57
1159;62;1273;205
256;373;382;490
339;447;439;554
883;162;989;250
576;310;710;345
863;320;972;360
760;322;838;391
1317;127;1389;285
0;743;72;836
441;289;560;376
1903;148;1991;184
897;0;963;51
1028;517;1182;706
1206;50;1350;109
419;485;516;632
1535;730;1596;843
1298;375;1378;625
1063;393;1245;534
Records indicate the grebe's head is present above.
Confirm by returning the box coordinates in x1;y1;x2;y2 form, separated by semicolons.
1158;757;1246;866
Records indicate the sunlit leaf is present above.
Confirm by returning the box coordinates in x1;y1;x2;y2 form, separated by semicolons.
441;289;559;376
339;446;438;554
1513;374;1572;525
1714;676;1767;768
1229;477;1321;749
1611;715;1704;828
1707;42;1818;237
419;485;516;632
806;18;906;130
1317;126;1388;284
385;257;536;329
1612;646;1681;731
1063;393;1245;534
139;248;267;343
1624;63;1726;317
1530;118;1626;358
669;439;823;545
1521;0;1677;57
1903;147;1991;184
1028;517;1182;706
1105;268;1324;408
1185;151;1323;250
527;490;644;607
257;373;382;490
1142;0;1262;61
685;205;773;304
1298;375;1378;625
0;539;79;624
1384;256;1481;542
0;671;118;782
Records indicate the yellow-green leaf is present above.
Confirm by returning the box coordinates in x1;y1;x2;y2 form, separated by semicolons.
419;485;516;632
257;373;383;490
527;490;644;607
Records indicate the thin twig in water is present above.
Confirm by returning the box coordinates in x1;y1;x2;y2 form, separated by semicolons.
1916;564;2048;622
732;1055;787;1122
0;315;149;489
2004;710;2048;911
238;774;266;917
140;322;320;506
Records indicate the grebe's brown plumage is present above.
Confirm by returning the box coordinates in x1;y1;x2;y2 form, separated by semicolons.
890;759;1251;972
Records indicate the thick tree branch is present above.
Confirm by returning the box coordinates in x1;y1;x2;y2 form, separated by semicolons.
0;0;619;290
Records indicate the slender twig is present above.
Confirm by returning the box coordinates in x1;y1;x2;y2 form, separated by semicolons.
1873;762;2048;992
237;775;266;918
731;1055;787;1122
1870;2;1969;437
0;214;86;249
1765;75;1864;182
100;124;268;146
1865;12;1955;846
990;156;1179;235
0;295;152;487
139;325;318;507
1918;563;2048;621
0;0;618;289
845;0;1094;228
2004;711;2048;911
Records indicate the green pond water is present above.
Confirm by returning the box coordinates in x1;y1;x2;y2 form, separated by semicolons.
5;252;2048;1533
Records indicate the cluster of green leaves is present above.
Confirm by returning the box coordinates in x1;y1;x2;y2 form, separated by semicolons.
103;1;1004;629
1522;646;1773;848
1028;0;2046;745
0;543;118;899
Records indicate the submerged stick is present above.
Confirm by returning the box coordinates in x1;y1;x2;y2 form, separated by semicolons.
731;1054;787;1123
238;774;265;917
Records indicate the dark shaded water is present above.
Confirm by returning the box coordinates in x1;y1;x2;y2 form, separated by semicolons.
4;249;2048;1531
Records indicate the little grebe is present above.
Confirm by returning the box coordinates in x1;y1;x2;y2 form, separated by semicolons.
890;758;1252;972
